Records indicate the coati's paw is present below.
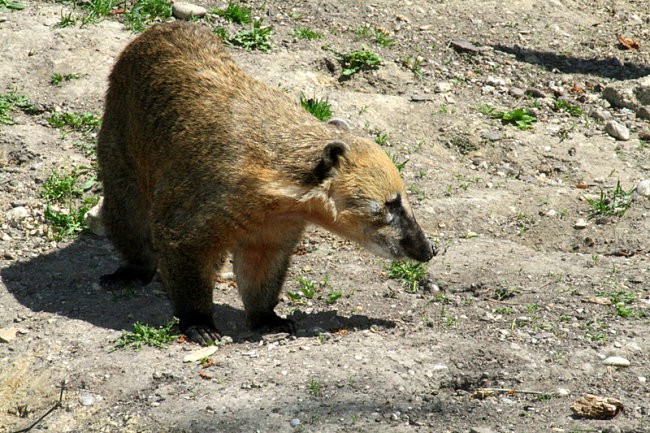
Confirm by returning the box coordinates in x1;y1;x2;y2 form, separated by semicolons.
181;325;222;346
247;312;296;334
99;266;155;289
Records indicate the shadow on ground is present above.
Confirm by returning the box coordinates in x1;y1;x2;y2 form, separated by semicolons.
1;235;395;337
491;44;650;80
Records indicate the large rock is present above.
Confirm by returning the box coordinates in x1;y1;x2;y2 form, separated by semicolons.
172;2;208;20
602;75;650;117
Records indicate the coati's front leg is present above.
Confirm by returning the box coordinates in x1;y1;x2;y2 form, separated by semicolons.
157;243;224;345
233;224;305;333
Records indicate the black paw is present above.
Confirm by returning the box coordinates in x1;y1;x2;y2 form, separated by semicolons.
100;266;155;289
247;312;296;334
181;324;221;346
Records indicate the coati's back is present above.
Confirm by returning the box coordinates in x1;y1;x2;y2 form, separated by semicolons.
99;22;330;188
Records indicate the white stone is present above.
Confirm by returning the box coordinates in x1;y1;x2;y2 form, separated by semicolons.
84;197;105;236
79;394;96;406
605;120;630;141
434;81;453;93
636;179;650;197
172;2;208;20
0;327;19;343
603;75;650;111
183;346;218;362
603;356;631;367
5;206;29;227
574;218;588;229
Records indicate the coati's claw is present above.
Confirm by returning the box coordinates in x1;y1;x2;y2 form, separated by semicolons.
248;312;296;334
99;266;155;289
182;325;222;345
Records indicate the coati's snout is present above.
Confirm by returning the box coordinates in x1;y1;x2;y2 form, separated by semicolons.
360;194;437;263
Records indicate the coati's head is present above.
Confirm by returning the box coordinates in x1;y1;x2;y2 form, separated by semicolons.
305;136;437;263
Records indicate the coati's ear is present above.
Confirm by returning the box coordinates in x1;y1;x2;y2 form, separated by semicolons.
314;140;350;182
322;140;350;169
327;118;351;131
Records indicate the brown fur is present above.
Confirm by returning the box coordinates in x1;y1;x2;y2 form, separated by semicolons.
97;22;434;343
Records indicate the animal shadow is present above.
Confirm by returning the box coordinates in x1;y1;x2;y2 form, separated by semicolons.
1;234;396;338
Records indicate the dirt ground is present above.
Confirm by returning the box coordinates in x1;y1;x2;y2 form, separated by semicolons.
1;1;649;432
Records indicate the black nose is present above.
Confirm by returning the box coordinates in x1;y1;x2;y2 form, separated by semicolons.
401;234;437;262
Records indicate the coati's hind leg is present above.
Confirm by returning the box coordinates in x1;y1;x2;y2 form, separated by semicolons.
232;224;306;333
98;155;157;288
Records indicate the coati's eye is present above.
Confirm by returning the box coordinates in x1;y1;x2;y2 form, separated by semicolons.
384;194;403;224
385;194;402;211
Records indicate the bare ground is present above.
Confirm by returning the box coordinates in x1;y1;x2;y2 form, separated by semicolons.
1;1;649;432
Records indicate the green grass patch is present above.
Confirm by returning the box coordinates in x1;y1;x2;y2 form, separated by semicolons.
479;105;536;130
212;0;251;24
585;180;633;219
386;260;426;293
553;99;583;116
124;0;172;32
229;19;272;51
51;73;81;86
340;48;382;76
308;379;323;397
113;318;179;351
355;25;395;47
386;151;409;172
293;28;323;40
0;0;25;10
41;167;98;239
300;94;332;121
47;111;101;134
0;91;34;125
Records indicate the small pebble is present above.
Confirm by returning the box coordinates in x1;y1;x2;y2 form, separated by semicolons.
574;218;588;229
605;120;630;141
434;81;452;93
5;206;29;227
636;179;650;197
289;418;301;428
79;394;96;406
602;356;630;367
636;106;650;120
0;327;19;343
589;108;611;121
509;87;525;98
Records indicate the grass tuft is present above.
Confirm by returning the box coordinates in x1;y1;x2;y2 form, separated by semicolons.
212;0;251;24
51;73;81;86
300;94;333;121
386;260;426;293
479;105;536;130
0;91;34;125
113;318;179;351
585;180;633;219
124;0;172;32
229;19;272;51
293;28;323;40
41;167;99;239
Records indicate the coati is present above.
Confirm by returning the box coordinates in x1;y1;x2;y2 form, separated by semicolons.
97;22;436;344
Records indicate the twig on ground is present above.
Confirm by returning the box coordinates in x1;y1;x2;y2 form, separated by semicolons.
11;380;66;433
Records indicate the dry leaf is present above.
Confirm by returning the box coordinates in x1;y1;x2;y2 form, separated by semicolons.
617;34;640;50
571;394;623;419
575;183;589;189
571;84;586;95
582;296;611;305
199;371;213;380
